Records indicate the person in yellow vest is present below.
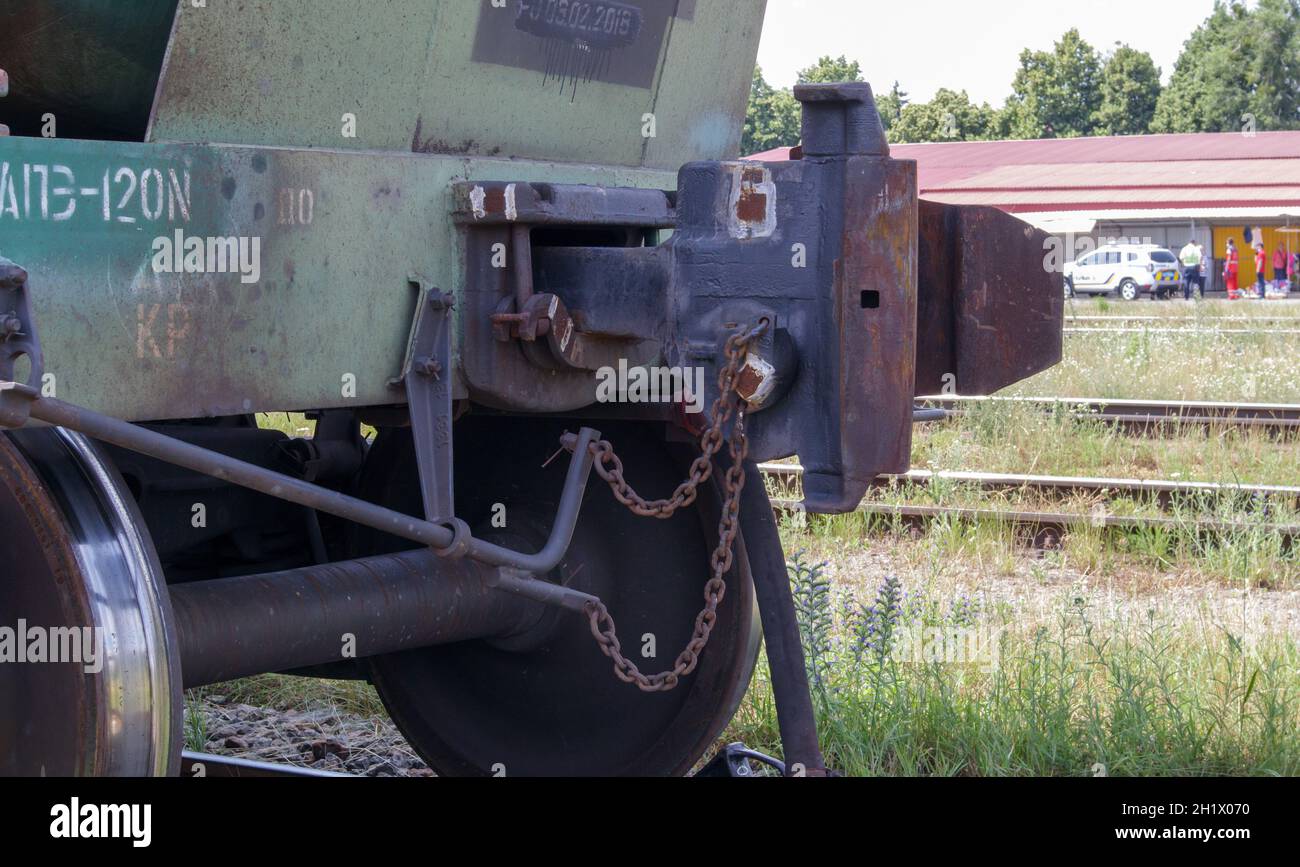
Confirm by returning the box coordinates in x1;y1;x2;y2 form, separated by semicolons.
1179;240;1203;300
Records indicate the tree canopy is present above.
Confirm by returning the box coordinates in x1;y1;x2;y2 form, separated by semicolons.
1094;44;1162;136
741;1;1300;150
1152;0;1300;133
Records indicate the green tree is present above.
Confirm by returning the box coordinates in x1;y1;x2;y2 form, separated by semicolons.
741;65;801;156
1094;44;1161;136
890;89;996;143
1251;0;1300;129
874;80;909;134
1152;2;1254;132
1007;28;1104;138
796;55;864;84
1152;0;1300;133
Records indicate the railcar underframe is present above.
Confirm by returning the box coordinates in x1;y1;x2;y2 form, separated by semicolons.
0;0;1061;776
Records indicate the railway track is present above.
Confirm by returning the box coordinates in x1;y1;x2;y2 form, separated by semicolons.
761;463;1299;506
1065;315;1300;325
180;751;350;778
761;464;1300;546
767;497;1300;548
1064;326;1300;336
915;395;1300;434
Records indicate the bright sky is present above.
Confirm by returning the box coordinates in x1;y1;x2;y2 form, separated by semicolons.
756;0;1225;105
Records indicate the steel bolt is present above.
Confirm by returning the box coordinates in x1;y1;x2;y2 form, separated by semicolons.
414;356;442;379
1;315;23;340
427;290;455;311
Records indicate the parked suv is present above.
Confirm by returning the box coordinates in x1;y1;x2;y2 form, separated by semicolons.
1063;244;1183;300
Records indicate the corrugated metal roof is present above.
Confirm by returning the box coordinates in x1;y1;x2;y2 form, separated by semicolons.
745;131;1300;214
892;131;1300;166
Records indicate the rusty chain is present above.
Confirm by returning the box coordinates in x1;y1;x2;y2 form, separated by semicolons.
582;320;768;692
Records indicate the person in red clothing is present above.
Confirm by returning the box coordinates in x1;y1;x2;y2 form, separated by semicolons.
1275;243;1288;293
1255;243;1268;298
1224;238;1240;299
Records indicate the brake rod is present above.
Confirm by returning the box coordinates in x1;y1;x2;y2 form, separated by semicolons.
23;396;601;611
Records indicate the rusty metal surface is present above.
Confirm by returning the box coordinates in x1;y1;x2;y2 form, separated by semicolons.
739;461;828;776
916;200;1063;396
658;85;922;514
455;180;673;411
581;321;765;692
838;153;918;488
168;548;545;688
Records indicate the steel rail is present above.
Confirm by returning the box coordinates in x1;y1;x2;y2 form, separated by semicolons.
180;751;352;778
1063;327;1300;335
915;395;1300;432
918;394;1300;421
1065;315;1300;323
761;463;1299;505
768;499;1300;545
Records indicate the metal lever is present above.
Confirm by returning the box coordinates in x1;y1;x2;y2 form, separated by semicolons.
16;394;600;608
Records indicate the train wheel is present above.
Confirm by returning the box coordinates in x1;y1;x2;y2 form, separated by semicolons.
353;417;768;776
0;429;182;776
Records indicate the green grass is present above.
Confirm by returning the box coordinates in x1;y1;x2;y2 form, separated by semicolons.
724;555;1300;776
188;675;386;719
1065;296;1300;320
720;300;1300;774
915;397;1300;487
1016;299;1300;402
256;412;316;437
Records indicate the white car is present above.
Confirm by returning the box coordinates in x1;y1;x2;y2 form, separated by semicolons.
1063;244;1183;300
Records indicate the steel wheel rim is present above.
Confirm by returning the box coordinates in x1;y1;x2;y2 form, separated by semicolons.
0;429;181;776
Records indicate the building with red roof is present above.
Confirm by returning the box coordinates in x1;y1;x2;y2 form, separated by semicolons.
748;131;1300;292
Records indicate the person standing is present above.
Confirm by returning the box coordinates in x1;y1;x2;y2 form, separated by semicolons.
1274;243;1288;293
1255;243;1268;298
1179;239;1203;300
1224;238;1240;299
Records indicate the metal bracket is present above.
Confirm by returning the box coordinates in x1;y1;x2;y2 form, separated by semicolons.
394;278;455;523
694;742;786;777
0;258;43;428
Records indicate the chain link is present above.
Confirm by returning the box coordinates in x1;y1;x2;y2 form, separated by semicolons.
583;320;768;692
